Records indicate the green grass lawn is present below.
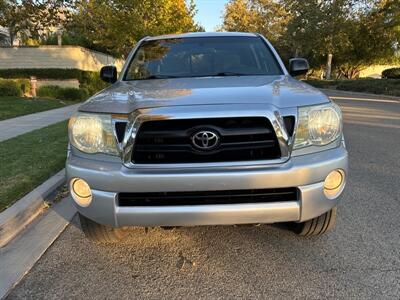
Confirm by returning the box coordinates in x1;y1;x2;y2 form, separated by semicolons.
0;96;75;121
305;79;400;97
0;121;68;212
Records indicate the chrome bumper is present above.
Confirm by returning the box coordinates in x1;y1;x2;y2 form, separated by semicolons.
66;145;348;227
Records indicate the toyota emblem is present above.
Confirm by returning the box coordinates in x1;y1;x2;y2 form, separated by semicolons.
191;130;220;150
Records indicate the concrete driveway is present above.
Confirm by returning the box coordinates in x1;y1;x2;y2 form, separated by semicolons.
7;91;400;299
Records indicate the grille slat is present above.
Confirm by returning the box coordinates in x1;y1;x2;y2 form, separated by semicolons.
118;188;298;206
132;117;281;164
135;140;275;152
140;127;272;137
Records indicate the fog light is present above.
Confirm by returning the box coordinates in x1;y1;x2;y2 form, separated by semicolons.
70;178;92;207
324;169;345;199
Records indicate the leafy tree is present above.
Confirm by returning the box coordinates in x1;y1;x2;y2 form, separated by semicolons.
323;0;400;78
222;0;261;33
0;0;70;45
283;0;356;78
222;0;290;58
67;0;203;58
221;0;400;79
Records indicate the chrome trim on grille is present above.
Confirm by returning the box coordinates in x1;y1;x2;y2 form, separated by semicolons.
114;104;297;169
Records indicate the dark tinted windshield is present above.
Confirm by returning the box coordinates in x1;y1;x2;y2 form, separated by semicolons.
124;36;283;80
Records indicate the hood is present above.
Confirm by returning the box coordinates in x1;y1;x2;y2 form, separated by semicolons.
78;75;329;114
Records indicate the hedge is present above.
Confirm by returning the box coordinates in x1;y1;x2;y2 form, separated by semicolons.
37;85;89;101
0;68;89;81
382;68;400;79
0;79;21;96
0;68;109;95
0;78;31;96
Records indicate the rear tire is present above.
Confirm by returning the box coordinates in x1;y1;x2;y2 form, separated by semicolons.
292;207;337;236
78;213;128;243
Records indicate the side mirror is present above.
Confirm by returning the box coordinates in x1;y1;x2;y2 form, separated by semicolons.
100;66;117;83
289;58;309;77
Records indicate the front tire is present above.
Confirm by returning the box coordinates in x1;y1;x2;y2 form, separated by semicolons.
78;213;128;243
292;207;337;236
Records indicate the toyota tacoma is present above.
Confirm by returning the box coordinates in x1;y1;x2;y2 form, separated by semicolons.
66;32;348;242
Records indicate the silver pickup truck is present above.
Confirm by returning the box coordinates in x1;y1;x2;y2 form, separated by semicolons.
66;32;348;242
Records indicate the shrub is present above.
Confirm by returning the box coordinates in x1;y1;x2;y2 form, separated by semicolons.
58;87;89;101
37;85;61;98
80;71;109;95
37;85;89;101
0;68;110;95
15;79;31;95
382;68;400;79
0;79;22;96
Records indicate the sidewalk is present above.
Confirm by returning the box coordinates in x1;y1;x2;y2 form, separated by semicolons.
0;103;80;142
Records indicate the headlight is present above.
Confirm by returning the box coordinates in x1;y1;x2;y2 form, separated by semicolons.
68;112;118;155
294;102;342;149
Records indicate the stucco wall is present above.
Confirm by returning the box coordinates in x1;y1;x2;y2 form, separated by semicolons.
0;46;124;71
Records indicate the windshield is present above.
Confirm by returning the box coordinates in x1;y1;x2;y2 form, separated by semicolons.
124;36;283;80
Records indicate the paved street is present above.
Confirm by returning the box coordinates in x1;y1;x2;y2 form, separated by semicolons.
6;91;400;299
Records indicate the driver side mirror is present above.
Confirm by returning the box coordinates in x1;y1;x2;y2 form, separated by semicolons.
289;58;309;77
100;65;117;83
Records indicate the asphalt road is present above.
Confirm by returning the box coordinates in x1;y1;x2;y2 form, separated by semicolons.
7;91;400;299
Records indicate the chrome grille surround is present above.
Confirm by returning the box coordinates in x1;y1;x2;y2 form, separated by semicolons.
114;104;297;169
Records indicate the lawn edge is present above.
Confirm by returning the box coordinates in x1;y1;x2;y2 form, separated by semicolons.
0;96;76;122
319;88;400;101
0;169;66;248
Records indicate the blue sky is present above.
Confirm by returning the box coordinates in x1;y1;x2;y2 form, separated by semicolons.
193;0;230;32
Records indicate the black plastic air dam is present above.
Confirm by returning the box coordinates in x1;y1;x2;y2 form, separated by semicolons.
118;188;298;206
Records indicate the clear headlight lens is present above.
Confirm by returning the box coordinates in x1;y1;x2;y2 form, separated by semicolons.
68;112;118;155
294;103;342;149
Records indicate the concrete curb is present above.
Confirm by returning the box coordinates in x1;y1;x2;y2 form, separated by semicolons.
0;169;66;248
0;196;76;299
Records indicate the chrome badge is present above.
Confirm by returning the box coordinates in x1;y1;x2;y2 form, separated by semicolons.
191;130;220;151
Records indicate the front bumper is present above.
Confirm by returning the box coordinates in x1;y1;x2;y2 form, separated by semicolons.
66;145;348;227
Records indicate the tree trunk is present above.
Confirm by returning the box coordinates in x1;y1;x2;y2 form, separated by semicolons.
325;53;333;80
9;28;14;46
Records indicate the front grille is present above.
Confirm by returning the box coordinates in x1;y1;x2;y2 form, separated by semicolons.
118;188;298;206
132;117;281;164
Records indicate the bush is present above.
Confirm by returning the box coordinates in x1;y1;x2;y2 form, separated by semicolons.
382;68;400;79
0;79;22;96
37;85;89;101
15;79;31;95
58;87;89;101
80;71;109;95
0;68;110;95
37;85;61;98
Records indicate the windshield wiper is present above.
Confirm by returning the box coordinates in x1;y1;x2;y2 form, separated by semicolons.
211;72;251;77
132;72;259;80
139;74;179;80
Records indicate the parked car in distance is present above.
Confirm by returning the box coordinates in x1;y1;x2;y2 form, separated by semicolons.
67;32;348;242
